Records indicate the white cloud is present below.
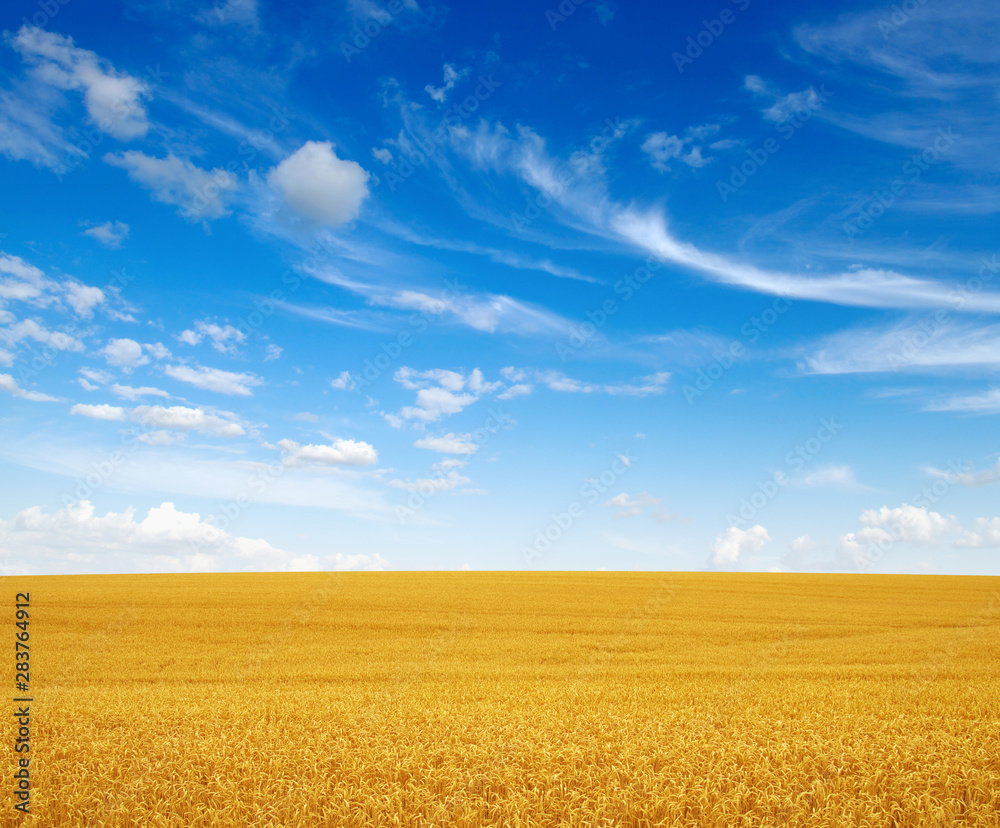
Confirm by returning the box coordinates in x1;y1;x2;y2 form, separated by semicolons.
497;383;532;400
104;151;238;221
164;364;262;396
177;320;247;354
450;119;1000;313
0;253;105;320
956;517;1000;548
70;403;125;421
328;552;391;572
425;63;468;103
293;412;319;422
0;254;50;304
0;84;74;170
82;220;129;248
1;319;83;352
79;367;112;384
267;141;369;226
414;432;479;455
857;504;960;544
11;26;149;140
387;470;470;493
642;125;718;171
135;430;179;446
711;525;770;568
925;388;1000;415
534;370;669;397
744;76;826;123
264;344;281;361
603;491;684;523
604;491;660;519
789;535;817;555
926;459;1000;487
0;373;58;402
802;320;1000;376
0;500;289;573
132;404;246;437
837;503;964;567
63;281;105;316
197;0;260;30
277;438;378;467
330;370;354;390
102;337;149;369
372;147;393;164
111;383;170;401
287;554;319;571
392;367;500;424
300;268;575;338
799;465;863;489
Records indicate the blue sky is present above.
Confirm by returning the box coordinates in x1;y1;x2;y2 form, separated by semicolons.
1;0;999;575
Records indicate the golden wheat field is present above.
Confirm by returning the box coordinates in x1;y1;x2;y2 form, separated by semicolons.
3;572;999;827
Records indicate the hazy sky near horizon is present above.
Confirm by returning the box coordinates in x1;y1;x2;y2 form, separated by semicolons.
1;0;999;576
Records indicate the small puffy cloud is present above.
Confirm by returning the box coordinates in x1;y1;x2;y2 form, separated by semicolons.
642;124;719;172
63;281;105;316
391;367;501;424
267;141;369;226
176;320;247;354
70;403;125;421
857;504;960;545
277;438;378;467
102;338;149;369
144;342;171;360
835;502;963;570
82;220;129;248
1;319;83;352
293;412;319;422
372;147;393;164
104;151;238;222
164;364;262;396
711;525;770;568
330;370;355;390
0;500;288;573
264;344;282;361
132;404;246;437
0;373;58;402
425;63;468;103
11;26;149;140
414;432;479;455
